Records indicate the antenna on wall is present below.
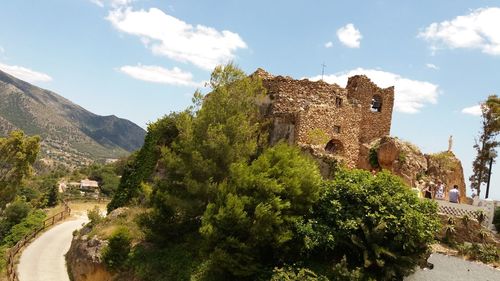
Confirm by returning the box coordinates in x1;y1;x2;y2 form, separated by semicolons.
321;62;327;81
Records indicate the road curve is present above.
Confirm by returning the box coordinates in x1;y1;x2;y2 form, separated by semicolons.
18;217;88;281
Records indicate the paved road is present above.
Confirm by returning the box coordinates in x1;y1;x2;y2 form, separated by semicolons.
406;253;500;281
18;217;88;281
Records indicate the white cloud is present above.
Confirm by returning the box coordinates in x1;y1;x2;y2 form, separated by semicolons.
119;64;201;87
425;63;439;70
107;8;247;70
309;68;439;114
419;7;500;55
89;0;132;8
0;62;52;83
324;41;333;48
0;46;4;54
461;104;482;116
89;0;104;7
336;24;362;48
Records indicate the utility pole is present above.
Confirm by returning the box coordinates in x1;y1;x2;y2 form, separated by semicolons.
485;150;496;199
321;63;327;81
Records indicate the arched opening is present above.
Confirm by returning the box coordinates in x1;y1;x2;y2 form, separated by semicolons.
371;95;382;112
324;139;344;154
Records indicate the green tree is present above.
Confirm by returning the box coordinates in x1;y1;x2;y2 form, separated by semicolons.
103;227;132;270
108;112;181;212
470;95;500;196
303;170;440;280
145;63;266;242
0;197;32;240
0;130;40;207
199;143;322;279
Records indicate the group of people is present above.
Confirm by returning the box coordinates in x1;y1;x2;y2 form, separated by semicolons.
412;179;461;203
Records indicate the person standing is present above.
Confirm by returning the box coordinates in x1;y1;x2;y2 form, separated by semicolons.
449;185;460;204
423;182;433;199
435;180;446;200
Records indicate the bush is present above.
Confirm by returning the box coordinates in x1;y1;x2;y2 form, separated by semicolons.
102;227;132;270
199;143;322;279
87;206;103;227
368;147;380;169
2;210;46;246
303;170;440;280
270;266;328;281
457;243;500;264
493;207;500;231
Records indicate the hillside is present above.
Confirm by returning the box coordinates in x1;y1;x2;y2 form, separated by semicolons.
0;69;146;167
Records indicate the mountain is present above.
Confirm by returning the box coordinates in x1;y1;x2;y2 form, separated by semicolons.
0;69;146;167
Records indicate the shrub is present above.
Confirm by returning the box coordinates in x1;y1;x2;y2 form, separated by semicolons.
270;266;328;281
102;227;132;270
2;210;46;246
368;147;380;169
475;210;487;225
87;206;103;227
461;214;471;229
304;170;440;280
460;243;500;264
493;207;500;232
199;143;322;279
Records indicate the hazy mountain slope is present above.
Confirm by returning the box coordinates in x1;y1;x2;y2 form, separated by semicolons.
0;69;146;166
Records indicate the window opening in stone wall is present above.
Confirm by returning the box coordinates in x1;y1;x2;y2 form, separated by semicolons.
371;95;382;112
335;97;343;107
333;125;341;134
325;139;344;154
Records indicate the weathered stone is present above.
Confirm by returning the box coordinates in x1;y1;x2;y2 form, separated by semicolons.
253;69;395;168
66;235;113;281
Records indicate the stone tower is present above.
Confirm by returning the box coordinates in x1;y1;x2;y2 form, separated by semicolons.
346;75;394;144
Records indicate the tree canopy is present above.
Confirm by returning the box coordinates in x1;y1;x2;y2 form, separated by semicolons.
0;130;40;207
470;95;500;196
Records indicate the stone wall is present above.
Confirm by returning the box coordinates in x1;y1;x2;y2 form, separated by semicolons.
346;75;394;144
295;104;361;167
254;69;394;167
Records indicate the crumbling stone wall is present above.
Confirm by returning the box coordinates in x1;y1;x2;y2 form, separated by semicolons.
295;104;361;167
347;75;394;144
254;68;394;168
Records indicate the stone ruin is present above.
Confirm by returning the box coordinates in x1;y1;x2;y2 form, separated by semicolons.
253;68;395;168
253;68;466;201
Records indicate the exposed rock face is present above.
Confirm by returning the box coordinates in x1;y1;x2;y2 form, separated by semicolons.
66;234;113;281
375;136;427;185
426;151;467;202
358;137;466;201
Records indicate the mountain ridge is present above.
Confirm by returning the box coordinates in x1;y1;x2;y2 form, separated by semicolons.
0;69;146;167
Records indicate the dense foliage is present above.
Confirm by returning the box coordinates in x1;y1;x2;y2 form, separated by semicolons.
302;170;440;280
493;207;500;232
0;130;40;207
198;143;322;279
108;113;180;212
470;95;499;196
103;64;440;281
103;227;132;270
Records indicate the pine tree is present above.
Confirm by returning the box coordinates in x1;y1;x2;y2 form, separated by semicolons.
470;95;500;196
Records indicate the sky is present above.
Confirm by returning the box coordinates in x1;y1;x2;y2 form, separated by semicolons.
0;0;499;199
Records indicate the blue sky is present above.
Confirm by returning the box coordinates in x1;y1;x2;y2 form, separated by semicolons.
0;0;499;199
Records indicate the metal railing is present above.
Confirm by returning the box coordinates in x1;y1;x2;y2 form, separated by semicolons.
6;201;71;281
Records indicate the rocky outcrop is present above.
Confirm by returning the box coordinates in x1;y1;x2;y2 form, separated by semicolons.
358;137;466;201
426;151;467;202
66;234;113;281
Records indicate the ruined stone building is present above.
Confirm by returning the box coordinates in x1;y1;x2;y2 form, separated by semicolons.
254;68;395;168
